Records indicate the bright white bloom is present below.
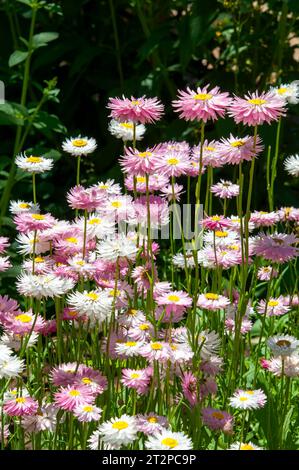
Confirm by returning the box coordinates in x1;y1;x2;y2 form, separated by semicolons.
76;213;115;239
229;389;267;410
173;251;195;269
117;308;146;328
198;330;221;359
145;430;193;450
73;404;102;422
267;334;299;357
0;331;38;351
98;414;138;448
15;153;53;173
88;430;118;450
9;200;40;215
0;345;12;362
115;340;144;357
271;81;299;104
0;256;11;272
96;179;122;196
16;232;50;255
97;234;138;262
203;230;239;246
62;136;97;156
230;441;264;450
269;354;299;377
284;154;299;177
0;355;25;379
16;272;75;298
67;289;113;322
108;119;146;141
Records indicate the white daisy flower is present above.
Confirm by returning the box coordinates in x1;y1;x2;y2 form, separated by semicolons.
97;234;138;262
271;81;299;104
73;404;102;422
198;330;221;359
269;354;299;377
16;272;75;298
9;200;40;215
145;430;193;450
284;154;299;177
108;119;145;141
67;289;113;322
88;430;118;450
21;403;58;433
62;136;97;156
0;355;25;379
95;179;122;196
0;256;11;272
117;308;146;328
229;389;267;410
0;331;38;351
0;344;12;362
75;213;115;239
16;232;50;255
15;153;54;173
98;414;138;448
66;256;96;277
203;230;239;246
3;387;30;402
267;334;299;357
173;251;195;269
115;340;144;357
229;441;264;450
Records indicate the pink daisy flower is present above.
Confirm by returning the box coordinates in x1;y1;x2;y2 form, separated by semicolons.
0;236;10;254
228;90;286;126
14;212;55;233
210;180;239;199
156;290;192;316
2;309;45;335
3;396;38;417
136;413;169;436
278;206;299;223
0;256;12;272
125;174;168;193
107;95;164;124
121;368;152;394
54;385;94;411
139;341;172;362
153;150;190;177
73;404;102;422
160;183;184;201
181;372;198;406
172;84;231;122
218;134;264;164
256;296;290;317
252;232;298;263
257;266;278;281
128;321;155;342
0;295;19;314
202;215;232;231
67;185;104;211
120;145;163;175
250;211;280;228
201;408;233;434
192;140;223;168
197;293;230;311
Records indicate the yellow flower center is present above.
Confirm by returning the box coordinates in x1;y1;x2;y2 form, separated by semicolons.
277;87;288;95
131;100;140;106
86;292;99;301
68;310;78;317
239;397;248;401
15;314;32;323
34;257;44;263
167;158;179;166
248;98;266;105
231;140;245;147
228;244;239;250
151;342;162;350
19;203;31;209
276;340;291;347
31;214;45;220
211;216;221;221
88;218;101;225
99;184;108;190
69;390;81;397
205;293;219;300
75;260;85;266
131;373;140;379
120;122;134;129
268;300;279;307
111;201;122;208
205;146;216;151
138;151;152;158
125;341;137;347
16;397;26;404
136;176;146;183
215;230;228;237
139;324;149;330
127;309;137;316
109;289;121;297
65;237;78;243
83;405;93;412
240;444;255;450
82;378;92;384
168;294;180;302
212;411;225;420
112;421;129;430
161;437;179;448
148;417;158;423
193;93;212;101
245;391;254;395
26;156;42;163
72;139;88;147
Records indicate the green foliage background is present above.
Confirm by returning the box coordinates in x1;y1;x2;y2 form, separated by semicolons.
0;0;298;223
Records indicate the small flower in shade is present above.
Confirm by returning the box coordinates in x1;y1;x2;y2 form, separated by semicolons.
145;430;193;450
120;145;163;175
201;408;234;434
218;134;264;164
9;200;40;215
210;180;239;199
54;385;94;411
278;206;299;223
21;403;58;433
257;266;278;281
252;232;299;263
230;442;264;450
173;251;195;269
0;420;9;443
0;256;11;272
108;119;145;141
160;183;184;202
197;292;230;311
198;330;221;359
0;236;10;254
172;84;231;122
121;368;152;394
181;371;198;406
136;413;169;436
250;211;279;228
268;354;299;377
256;296;290;317
271;81;299;105
107;95;164;124
229;389;267;410
202;215;232;232
73;403;102;422
267;334;299;357
284;154;299;177
62;136;97;156
15;153;53;173
3;396;38;416
228;90;286;126
139;341;172;362
98;414;138;448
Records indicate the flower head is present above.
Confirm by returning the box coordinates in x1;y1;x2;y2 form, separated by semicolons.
107;96;164;124
62;136;97;156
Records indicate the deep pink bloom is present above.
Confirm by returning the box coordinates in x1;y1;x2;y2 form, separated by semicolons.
54;385;94;411
3;396;38;417
120;145;163;175
250;211;280;228
181;372;198;406
121;368;152;394
228;90;286;126
172;84;231;122
14;212;55;233
202;215;232;231
218;134;264;164
67;185;104;211
107;95;164;124
201;407;233;434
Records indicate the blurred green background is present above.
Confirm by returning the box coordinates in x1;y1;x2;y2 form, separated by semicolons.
0;0;298;225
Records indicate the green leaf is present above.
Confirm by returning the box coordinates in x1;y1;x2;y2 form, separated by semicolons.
8;50;28;67
0;102;28;126
282;406;295;444
32;32;59;49
32;110;66;134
